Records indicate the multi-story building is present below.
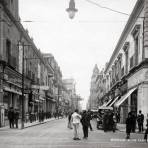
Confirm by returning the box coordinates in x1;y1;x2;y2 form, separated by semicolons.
96;0;148;124
43;53;63;115
62;78;77;111
95;69;107;107
0;0;62;127
88;64;99;110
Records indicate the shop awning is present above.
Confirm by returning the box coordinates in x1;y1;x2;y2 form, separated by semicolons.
4;86;22;95
105;99;113;106
108;96;119;107
114;87;137;107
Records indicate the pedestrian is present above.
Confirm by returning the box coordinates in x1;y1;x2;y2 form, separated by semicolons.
41;110;44;122
116;111;120;123
39;110;42;122
81;110;90;139
8;107;14;128
71;109;81;140
137;110;144;132
144;114;148;142
113;113;117;132
67;112;73;129
87;110;93;131
131;111;136;133
103;111;109;132
126;112;133;139
108;111;114;131
14;109;19;128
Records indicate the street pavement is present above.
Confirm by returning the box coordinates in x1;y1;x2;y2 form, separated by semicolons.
0;118;147;148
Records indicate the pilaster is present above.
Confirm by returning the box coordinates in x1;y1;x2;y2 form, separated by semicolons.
144;0;148;58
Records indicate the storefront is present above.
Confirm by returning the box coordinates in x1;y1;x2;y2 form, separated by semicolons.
114;87;138;123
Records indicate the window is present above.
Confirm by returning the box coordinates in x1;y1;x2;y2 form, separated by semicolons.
132;25;140;66
121;67;124;77
123;42;129;74
6;39;11;64
130;55;134;69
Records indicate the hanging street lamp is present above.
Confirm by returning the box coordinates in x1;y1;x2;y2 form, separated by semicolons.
66;0;78;19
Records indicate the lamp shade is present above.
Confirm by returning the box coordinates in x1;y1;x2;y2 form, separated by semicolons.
66;0;78;19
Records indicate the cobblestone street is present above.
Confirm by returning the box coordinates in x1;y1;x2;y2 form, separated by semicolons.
0;118;147;148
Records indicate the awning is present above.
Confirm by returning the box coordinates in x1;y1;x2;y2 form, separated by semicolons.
108;96;119;107
101;102;108;107
114;87;137;107
4;86;22;95
105;99;113;106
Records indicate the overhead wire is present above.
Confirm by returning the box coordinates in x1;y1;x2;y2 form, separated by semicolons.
0;0;132;23
85;0;130;16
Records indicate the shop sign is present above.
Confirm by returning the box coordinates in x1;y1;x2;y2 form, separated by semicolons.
8;77;22;87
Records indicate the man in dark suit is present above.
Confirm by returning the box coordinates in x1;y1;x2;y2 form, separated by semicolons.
137;110;144;132
14;109;19;128
8;107;14;128
81;110;90;139
87;110;93;131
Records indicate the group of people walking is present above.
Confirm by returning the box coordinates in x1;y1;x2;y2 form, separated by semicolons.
8;107;19;129
67;109;93;140
126;110;148;140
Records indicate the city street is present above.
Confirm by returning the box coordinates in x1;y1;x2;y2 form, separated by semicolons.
0;118;147;148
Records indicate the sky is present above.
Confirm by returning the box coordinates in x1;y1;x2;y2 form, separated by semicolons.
19;0;137;109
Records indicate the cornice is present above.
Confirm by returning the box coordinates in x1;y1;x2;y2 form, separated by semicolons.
104;0;144;74
126;58;148;79
0;2;47;66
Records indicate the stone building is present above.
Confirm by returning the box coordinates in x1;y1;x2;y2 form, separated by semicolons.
97;0;148;124
62;78;78;111
88;64;99;110
0;0;61;126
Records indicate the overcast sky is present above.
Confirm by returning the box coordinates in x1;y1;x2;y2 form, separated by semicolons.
19;0;137;109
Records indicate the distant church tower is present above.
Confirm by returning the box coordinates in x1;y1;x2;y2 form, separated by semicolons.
5;0;19;20
88;64;99;109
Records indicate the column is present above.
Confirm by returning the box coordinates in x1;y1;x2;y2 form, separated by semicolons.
123;42;129;75
0;6;4;59
144;0;148;58
137;84;148;127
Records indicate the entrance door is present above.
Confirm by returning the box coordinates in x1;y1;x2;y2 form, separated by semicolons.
131;89;137;112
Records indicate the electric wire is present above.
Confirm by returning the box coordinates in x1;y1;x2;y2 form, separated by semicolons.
85;0;130;16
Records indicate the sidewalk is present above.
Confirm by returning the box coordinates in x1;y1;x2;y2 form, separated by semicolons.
117;123;146;134
116;123;126;132
0;117;56;130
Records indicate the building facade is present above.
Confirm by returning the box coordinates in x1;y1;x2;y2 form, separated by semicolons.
0;0;65;126
95;0;148;124
88;64;99;110
62;78;81;111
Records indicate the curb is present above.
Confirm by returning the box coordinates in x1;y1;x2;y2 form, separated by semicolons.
117;129;146;135
0;118;57;130
23;118;55;129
